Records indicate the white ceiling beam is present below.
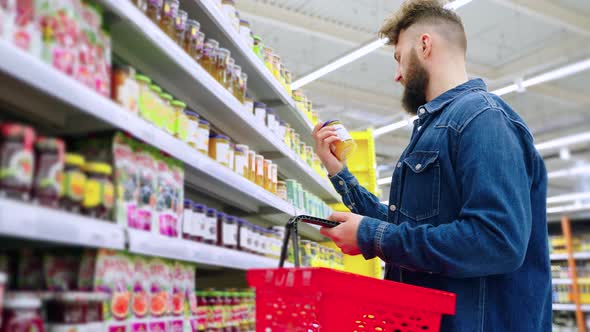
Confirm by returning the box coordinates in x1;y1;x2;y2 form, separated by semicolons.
528;85;590;106
489;0;590;37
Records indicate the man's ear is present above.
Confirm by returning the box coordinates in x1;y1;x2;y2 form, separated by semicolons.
420;33;433;59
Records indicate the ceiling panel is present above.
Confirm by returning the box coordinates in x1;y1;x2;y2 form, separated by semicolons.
557;0;590;16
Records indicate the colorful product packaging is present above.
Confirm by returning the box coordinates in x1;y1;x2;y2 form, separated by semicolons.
94;249;132;332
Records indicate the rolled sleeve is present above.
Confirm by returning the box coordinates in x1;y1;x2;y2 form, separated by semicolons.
357;217;389;260
329;166;359;195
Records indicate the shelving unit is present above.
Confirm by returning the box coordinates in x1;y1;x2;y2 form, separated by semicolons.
553;278;574;285
553;303;590;312
552;252;590;261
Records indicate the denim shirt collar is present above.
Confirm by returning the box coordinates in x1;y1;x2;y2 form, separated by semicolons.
420;79;488;117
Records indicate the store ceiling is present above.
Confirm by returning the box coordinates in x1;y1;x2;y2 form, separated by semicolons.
237;0;590;198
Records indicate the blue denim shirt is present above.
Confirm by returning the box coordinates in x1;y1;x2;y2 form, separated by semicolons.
330;79;551;331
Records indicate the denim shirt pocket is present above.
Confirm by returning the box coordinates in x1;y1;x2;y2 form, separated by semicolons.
400;151;441;221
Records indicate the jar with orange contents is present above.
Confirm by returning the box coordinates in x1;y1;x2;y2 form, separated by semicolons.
215;48;230;86
146;0;163;24
232;65;242;101
159;0;179;38
225;57;235;92
174;10;188;47
201;39;219;75
184;20;203;60
247;150;256;182
254;155;264;187
270;163;278;194
321;120;357;161
263;159;272;192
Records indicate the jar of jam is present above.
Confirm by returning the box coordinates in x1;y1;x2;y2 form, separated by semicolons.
136;74;153;120
185;110;200;148
87;293;108;323
184;20;202;58
232;65;242;101
233;145;247;177
276;181;287;200
237;219;246;252
252;35;264;60
284;69;293;95
270;164;278;194
171;100;188;141
311;111;319;126
243;93;253;114
215;48;230;85
1;293;44;332
277;120;287;141
254;155;264;187
183;199;193;240
82;162;114;220
247;150;256;182
263;159;272;192
192;203;206;242
159;93;174;133
238;72;247;104
147;0;163;24
266;108;277;133
253;102;266;126
201;39;219;75
225;58;235;93
196;119;210;155
0;124;36;200
216;212;226;247
196;291;207;332
271;54;281;79
46;292;88;324
174;10;188;47
206;290;223;331
32;137;65;207
263;47;273;71
204;208;218;245
321;120;357;161
147;85;163;124
239;20;251;46
159;0;179;38
221;216;237;249
209;134;230;167
61;154;86;213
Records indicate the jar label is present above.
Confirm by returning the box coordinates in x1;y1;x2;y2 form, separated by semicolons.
63;170;86;201
228;149;235;171
215;142;229;165
0;148;34;185
196;128;209;152
187;121;199;147
104;181;115;209
223;223;238;246
83;178;101;208
254;108;266;125
332;124;352;141
235;155;247;176
256;160;263;176
191;212;201;237
183;210;193;235
207;216;217;241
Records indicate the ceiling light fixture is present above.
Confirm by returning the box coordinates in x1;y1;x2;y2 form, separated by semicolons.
536;131;590;152
547;203;590;215
375;57;590;137
547;192;590;205
373;116;418;137
548;166;590;179
377;177;392;185
290;0;475;90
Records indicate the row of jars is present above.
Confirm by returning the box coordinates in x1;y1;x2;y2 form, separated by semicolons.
132;0;248;103
181;202;282;259
196;289;256;332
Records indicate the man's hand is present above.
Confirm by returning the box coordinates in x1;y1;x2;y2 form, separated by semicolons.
320;211;363;256
312;122;344;176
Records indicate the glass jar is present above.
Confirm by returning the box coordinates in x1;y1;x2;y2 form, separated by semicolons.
172;100;188;141
159;93;174;133
183;199;193;240
196;119;210;154
237;219;246;252
228;141;235;171
225;57;235;93
247;150;256;182
33;137;65;207
279;63;286;86
136;74;153;121
134;0;147;12
61;153;86;213
305;146;314;167
185;110;200;148
215;48;230;85
306;100;314;119
46;292;89;324
232;65;242;101
192;203;206;242
209;134;230;167
253;102;266;126
270;164;278;194
234;144;248;177
263;47;273;71
238;72;248;104
174;10;188;47
113;65;139;114
82;162;114;220
263;159;272;192
87;292;108;323
196;291;207;332
239;20;252;47
1;293;44;332
284;125;293;147
284;69;293;95
147;84;162;124
276;181;287;200
311;111;319;126
278;120;287;142
243;93;254;114
204;208;218;245
253;35;264;60
216;212;226;247
293;133;301;155
271;54;281;79
201;39;219;75
146;0;163;24
266;108;277;134
222;216;238;249
159;0;179;38
321;120;357;161
299;143;307;161
293;89;306;113
254;155;264;187
184;20;202;58
0;124;35;200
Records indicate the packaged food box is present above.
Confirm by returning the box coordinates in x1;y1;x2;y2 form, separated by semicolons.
148;258;171;331
39;0;81;76
93;249;132;331
130;255;150;331
3;0;42;56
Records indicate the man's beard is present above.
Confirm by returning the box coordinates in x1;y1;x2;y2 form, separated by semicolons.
401;50;429;115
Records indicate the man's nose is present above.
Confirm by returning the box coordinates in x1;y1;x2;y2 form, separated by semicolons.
394;66;402;83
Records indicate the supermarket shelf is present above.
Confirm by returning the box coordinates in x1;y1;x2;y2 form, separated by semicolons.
127;229;291;269
0;198;125;250
552;303;590;312
181;0;315;143
98;0;338;202
551;252;590;260
552;278;573;285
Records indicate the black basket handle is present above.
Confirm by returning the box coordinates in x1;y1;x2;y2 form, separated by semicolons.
279;217;300;268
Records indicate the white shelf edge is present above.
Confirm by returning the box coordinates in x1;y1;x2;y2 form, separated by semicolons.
552;303;590;312
552;278;573;285
127;229;290;269
550;252;590;260
196;0;314;134
0;198;125;249
0;39;331;216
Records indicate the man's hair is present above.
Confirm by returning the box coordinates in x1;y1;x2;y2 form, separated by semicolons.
379;0;467;52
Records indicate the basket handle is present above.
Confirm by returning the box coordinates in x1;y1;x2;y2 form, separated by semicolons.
279;217;300;268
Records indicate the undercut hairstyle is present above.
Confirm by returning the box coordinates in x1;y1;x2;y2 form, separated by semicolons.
379;0;467;53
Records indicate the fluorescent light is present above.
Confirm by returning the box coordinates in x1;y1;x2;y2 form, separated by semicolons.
377;177;392;185
547;192;590;204
547;203;590;215
548;166;590;179
559;148;571;161
291;0;474;90
373;115;418;137
535;131;590;152
377;57;590;135
291;38;389;90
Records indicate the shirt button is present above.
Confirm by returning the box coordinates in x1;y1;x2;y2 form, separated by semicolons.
397;162;402;168
419;108;426;115
417;126;422;131
390;204;397;212
415;164;422;171
339;180;344;185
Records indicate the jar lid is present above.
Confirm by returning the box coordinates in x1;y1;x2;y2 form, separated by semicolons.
187;19;200;26
171;100;187;108
206;208;217;214
149;85;162;93
135;74;151;83
184;109;200;118
237;219;247;225
234;64;241;71
253;101;266;108
184;199;193;205
321;120;339;128
209;134;229;140
277;180;286;184
35;136;64;150
245;93;253;99
1;123;35;137
160;93;173;101
226;216;236;222
193;203;206;209
4;293;42;309
279;120;288;126
65;153;85;167
266;108;276;114
217;212;226;218
234;147;244;153
84;162;112;175
239;19;250;26
217;47;230;55
198;119;210;125
253;35;262;41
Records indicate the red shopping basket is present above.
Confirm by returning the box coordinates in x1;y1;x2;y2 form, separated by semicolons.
247;216;456;332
